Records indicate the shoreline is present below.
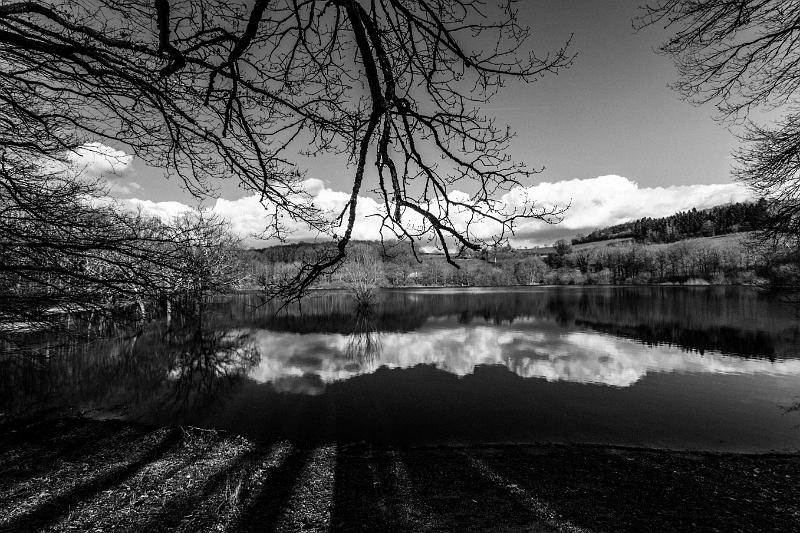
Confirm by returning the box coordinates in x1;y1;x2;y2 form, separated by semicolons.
2;415;799;532
243;281;780;293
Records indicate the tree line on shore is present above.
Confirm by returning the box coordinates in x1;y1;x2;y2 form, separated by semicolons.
239;198;797;292
4;187;796;346
1;166;241;343
244;232;797;293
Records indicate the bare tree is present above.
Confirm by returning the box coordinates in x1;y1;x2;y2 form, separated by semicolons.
554;238;572;257
513;255;547;285
345;303;382;367
165;209;243;314
338;242;385;305
0;155;182;337
0;148;242;345
1;0;572;303
636;1;800;253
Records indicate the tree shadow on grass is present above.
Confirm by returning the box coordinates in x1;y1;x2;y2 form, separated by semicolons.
231;446;314;533
136;447;262;532
0;421;143;495
0;427;181;533
329;447;401;532
396;449;548;532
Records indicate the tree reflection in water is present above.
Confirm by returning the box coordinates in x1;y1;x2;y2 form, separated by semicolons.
159;323;261;414
0;306;262;418
4;287;800;422
344;301;382;369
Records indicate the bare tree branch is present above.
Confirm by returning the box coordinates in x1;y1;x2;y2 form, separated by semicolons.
1;0;573;304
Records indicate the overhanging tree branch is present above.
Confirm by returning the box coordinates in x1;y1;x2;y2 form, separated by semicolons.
1;0;573;304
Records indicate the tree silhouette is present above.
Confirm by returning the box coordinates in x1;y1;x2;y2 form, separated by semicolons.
338;243;385;305
0;0;572;302
0;155;240;345
0;158;176;339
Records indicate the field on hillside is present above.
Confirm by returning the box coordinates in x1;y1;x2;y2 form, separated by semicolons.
420;232;753;265
571;232;752;253
418;232;753;268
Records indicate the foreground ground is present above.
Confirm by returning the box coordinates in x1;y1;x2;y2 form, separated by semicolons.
1;416;799;532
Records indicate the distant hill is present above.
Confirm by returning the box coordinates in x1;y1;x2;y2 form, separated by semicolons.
247;201;769;259
246;239;417;263
571;200;768;246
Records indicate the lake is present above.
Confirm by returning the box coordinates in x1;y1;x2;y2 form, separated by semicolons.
3;286;800;452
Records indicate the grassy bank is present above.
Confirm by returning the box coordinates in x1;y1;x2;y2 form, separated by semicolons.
1;415;799;532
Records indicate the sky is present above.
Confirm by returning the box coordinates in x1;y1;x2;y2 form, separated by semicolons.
82;0;756;248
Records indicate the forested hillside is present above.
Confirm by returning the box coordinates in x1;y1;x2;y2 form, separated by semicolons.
572;200;768;245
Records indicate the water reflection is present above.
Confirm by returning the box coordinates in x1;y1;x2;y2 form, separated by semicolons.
344;303;382;369
161;325;260;412
0;319;260;416
229;286;800;392
246;317;800;389
3;287;800;451
4;287;800;409
249;287;800;360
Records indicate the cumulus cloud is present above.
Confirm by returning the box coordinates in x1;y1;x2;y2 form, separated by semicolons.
126;178;387;245
67;142;133;176
504;175;753;246
54;141;143;198
65;141;751;245
125;198;193;220
123;174;753;247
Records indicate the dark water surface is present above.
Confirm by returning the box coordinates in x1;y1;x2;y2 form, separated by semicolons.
4;287;800;451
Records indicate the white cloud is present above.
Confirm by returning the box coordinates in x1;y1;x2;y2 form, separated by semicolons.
504;175;753;245
68;141;133;176
107;180;142;196
54;141;142;197
122;174;754;247
126;178;387;245
125;198;193;220
64;141;751;246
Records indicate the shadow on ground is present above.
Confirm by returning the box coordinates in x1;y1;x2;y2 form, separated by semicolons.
1;415;799;532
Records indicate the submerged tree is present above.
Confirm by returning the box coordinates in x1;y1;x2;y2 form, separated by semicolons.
0;0;571;302
166;210;243;315
0;149;241;344
637;1;800;255
338;242;385;305
345;300;382;367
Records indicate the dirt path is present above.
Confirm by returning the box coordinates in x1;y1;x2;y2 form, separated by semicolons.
1;416;799;532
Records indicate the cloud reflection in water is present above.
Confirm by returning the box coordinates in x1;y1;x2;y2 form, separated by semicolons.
245;317;800;393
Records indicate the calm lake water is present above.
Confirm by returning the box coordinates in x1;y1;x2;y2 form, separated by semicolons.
4;286;800;452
